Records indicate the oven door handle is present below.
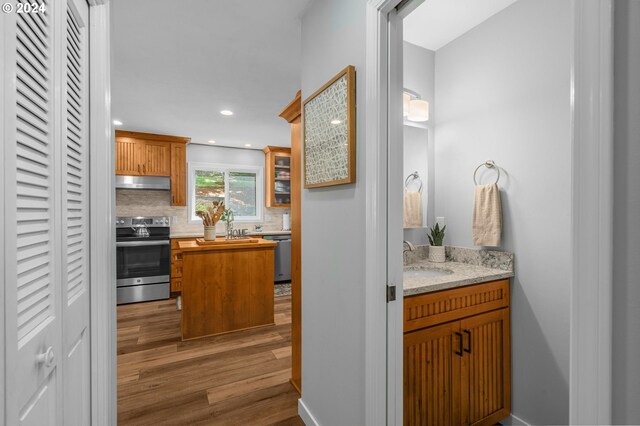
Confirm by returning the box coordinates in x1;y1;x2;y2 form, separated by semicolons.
116;240;170;247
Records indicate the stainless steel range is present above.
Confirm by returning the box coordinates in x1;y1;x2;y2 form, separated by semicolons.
116;216;171;304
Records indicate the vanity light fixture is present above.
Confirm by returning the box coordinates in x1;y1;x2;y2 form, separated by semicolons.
244;143;252;147
113;119;123;126
220;110;234;116
403;89;429;122
403;93;410;117
408;99;429;122
330;119;341;125
208;140;216;144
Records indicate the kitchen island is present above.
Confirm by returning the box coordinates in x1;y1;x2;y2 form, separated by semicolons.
178;238;277;340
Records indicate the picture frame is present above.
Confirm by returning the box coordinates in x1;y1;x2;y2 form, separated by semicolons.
303;65;356;188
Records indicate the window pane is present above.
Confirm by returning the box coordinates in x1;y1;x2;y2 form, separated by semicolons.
195;170;225;213
228;172;257;217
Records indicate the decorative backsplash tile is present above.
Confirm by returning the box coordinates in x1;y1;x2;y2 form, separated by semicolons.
445;246;514;271
115;189;289;234
403;244;514;272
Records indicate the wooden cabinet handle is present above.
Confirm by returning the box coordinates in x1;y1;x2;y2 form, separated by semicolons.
454;332;463;357
463;329;472;353
143;164;146;174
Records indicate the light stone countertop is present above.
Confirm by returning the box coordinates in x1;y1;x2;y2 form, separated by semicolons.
403;246;514;297
170;230;291;239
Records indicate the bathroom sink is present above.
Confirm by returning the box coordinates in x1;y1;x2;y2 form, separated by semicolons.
403;269;453;279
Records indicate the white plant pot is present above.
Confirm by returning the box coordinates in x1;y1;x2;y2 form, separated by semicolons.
429;246;446;263
203;226;217;241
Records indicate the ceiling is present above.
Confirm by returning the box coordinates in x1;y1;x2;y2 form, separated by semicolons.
111;0;311;149
403;0;519;51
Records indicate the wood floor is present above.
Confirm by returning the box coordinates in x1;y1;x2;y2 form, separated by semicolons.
117;295;303;426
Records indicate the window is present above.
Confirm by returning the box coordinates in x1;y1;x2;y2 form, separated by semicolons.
188;162;264;223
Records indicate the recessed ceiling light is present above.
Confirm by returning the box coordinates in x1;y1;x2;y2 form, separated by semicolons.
113;119;123;126
244;144;252;147
208;140;216;144
330;119;341;125
220;110;234;116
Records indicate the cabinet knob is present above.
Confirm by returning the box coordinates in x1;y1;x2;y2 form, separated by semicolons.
36;346;55;367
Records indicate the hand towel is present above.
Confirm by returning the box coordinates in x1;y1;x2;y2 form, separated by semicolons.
472;183;502;246
403;191;422;228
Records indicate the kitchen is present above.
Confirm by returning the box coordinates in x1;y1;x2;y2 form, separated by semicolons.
113;128;302;423
110;3;305;422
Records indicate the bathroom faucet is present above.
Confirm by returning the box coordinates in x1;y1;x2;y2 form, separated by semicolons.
403;240;415;253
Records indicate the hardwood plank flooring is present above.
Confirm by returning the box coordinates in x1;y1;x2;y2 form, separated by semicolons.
118;295;303;426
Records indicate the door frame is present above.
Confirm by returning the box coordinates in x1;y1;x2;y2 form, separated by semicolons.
88;0;116;424
365;0;614;424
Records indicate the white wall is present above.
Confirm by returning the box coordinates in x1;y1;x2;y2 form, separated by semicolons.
186;144;264;167
433;0;572;424
300;0;367;424
613;1;640;424
403;42;435;245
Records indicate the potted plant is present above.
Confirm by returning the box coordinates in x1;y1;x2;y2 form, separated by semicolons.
196;200;225;240
221;209;235;239
427;223;446;263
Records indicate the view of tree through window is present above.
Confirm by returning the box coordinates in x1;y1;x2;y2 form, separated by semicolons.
194;170;225;214
229;172;257;216
191;166;261;221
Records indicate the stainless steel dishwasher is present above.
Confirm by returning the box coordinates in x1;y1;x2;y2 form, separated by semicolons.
264;235;291;282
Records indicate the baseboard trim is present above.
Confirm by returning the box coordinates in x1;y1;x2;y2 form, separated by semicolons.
298;398;320;426
501;413;531;426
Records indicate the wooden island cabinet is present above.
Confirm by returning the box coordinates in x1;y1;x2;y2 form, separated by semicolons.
404;279;511;426
178;239;277;340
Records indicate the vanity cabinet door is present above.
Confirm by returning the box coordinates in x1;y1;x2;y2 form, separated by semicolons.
404;321;462;426
460;308;511;426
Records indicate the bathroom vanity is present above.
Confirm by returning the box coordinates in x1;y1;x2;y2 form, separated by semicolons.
403;247;514;426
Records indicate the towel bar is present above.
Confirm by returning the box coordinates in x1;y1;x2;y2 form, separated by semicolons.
473;160;500;185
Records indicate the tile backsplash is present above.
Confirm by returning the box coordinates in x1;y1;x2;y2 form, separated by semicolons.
115;189;289;234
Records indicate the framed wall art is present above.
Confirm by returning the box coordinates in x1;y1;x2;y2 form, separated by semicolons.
303;65;356;188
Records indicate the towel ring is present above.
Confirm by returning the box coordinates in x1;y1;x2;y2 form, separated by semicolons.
473;160;500;185
404;171;423;193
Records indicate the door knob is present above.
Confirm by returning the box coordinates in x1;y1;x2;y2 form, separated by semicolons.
36;346;55;367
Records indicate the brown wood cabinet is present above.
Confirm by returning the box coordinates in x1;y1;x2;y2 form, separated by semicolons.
115;130;190;206
404;279;511;426
170;143;187;206
263;146;292;208
278;91;302;394
170;238;192;293
179;239;277;340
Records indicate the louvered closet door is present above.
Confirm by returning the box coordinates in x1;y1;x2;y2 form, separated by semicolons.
61;0;90;424
4;1;63;424
3;0;92;424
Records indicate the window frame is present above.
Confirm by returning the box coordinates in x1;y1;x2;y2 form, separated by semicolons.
188;162;264;224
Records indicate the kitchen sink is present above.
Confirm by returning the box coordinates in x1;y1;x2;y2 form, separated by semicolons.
403;268;453;279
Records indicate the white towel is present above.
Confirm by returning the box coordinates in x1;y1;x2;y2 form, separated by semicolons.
472;184;502;246
403;191;422;228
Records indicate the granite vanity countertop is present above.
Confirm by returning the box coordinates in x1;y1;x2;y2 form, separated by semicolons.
403;246;514;297
170;230;291;239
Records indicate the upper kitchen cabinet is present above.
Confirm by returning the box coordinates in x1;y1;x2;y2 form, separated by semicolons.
115;130;188;176
263;146;291;207
170;143;187;206
115;130;190;206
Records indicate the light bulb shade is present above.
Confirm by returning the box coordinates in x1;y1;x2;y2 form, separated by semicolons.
408;99;429;122
403;93;410;117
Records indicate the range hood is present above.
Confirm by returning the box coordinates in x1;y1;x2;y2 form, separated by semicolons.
116;175;171;190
